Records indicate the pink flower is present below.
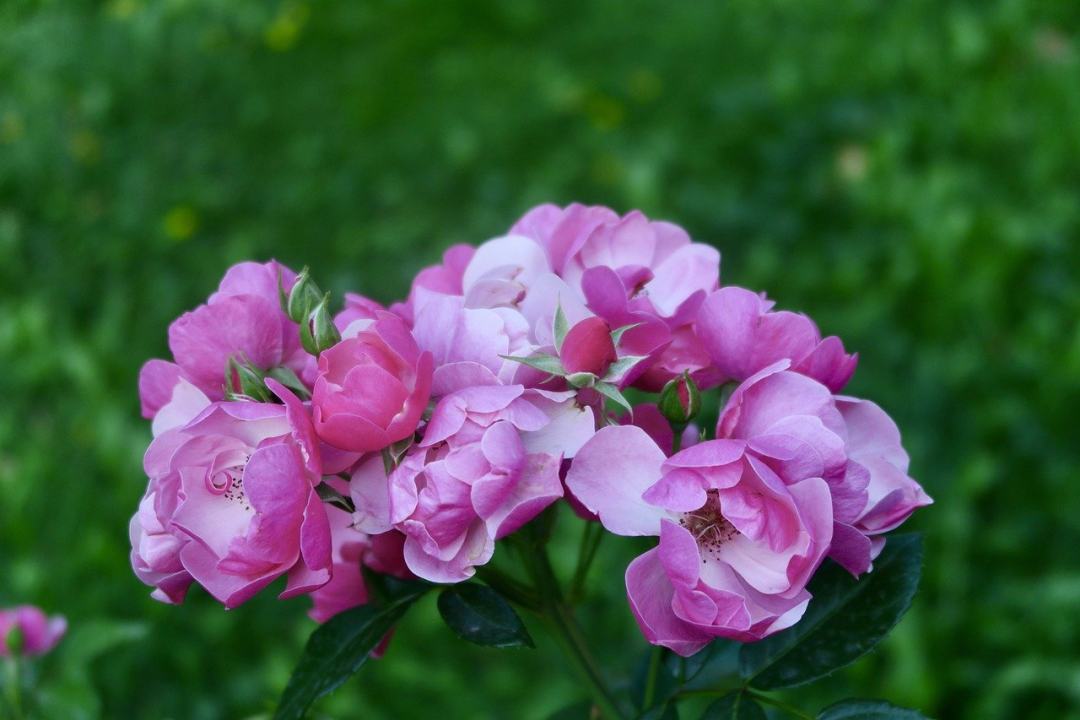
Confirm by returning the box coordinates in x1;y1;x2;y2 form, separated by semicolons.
140;261;309;413
312;313;433;453
828;397;933;575
510;203;720;323
132;380;331;608
566;365;848;654
391;244;476;323
410;289;535;396
308;498;411;623
696;286;858;392
335;293;385;334
352;384;593;583
0;606;66;657
567;425;832;654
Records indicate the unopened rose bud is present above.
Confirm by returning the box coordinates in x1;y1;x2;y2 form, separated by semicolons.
311;294;341;354
286;267;323;324
658;372;701;426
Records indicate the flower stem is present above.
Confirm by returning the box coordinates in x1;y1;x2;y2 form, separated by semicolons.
519;527;627;720
568;520;604;604
2;656;23;720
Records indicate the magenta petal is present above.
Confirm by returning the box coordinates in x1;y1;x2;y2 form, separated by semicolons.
625;549;711;657
138;359;183;419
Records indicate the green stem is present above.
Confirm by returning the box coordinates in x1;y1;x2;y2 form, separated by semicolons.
522;531;626;720
641;646;663;710
746;688;814;720
3;656;23;720
568;521;604;603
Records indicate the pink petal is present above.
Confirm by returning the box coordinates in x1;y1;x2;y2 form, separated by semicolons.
564;425;668;536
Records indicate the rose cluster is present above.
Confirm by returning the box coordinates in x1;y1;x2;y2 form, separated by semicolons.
131;204;930;655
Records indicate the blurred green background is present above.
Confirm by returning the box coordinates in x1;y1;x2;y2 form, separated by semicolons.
2;0;1079;717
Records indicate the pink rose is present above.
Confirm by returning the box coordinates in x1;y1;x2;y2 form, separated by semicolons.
312;313;433;453
565;365;852;654
410;290;535;396
696;286;858;392
334;293;385;334
0;606;66;657
139;261;309;414
391;244;476;323
510;203;720;323
132;380;331;608
352;384;592;583
827;397;933;575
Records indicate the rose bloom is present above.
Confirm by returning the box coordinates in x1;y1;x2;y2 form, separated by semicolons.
351;383;595;583
139;261;310;418
695;286;857;392
0;606;66;657
131;379;331;608
312;312;433;453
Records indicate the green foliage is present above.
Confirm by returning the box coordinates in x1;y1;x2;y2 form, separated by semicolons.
274;582;429;720
0;0;1078;718
701;692;766;720
816;699;926;720
436;583;535;650
740;535;923;690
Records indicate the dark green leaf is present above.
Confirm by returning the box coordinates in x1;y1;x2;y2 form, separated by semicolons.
817;699;928;719
437;582;535;648
740;534;923;690
274;584;428;719
677;640;741;692
702;691;766;720
641;702;680;719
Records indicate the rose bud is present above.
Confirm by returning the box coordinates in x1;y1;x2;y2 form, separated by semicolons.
0;606;67;658
559;316;618;377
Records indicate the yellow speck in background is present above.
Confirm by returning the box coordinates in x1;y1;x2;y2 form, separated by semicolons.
264;2;311;52
105;0;140;20
835;143;868;183
163;205;199;241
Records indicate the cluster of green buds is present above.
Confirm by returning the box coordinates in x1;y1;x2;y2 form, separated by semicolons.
223;356;310;402
281;267;341;356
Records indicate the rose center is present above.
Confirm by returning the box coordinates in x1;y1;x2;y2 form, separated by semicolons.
679;489;737;558
212;460;252;513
